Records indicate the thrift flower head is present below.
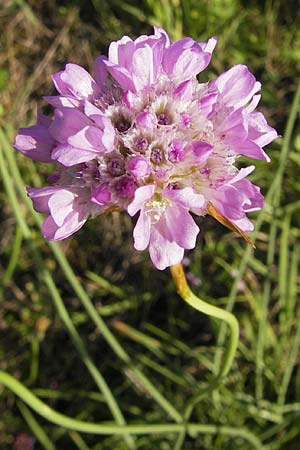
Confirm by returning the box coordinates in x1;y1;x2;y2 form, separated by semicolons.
15;28;277;270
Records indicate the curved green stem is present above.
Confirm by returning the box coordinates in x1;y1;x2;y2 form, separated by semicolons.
170;264;239;450
0;370;264;449
170;264;239;379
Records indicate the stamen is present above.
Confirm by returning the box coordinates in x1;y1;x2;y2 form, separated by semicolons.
145;199;167;224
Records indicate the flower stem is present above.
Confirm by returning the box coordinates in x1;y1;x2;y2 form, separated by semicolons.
170;264;240;450
0;370;264;449
170;263;239;379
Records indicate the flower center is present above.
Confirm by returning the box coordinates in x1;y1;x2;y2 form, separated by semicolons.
135;137;148;152
157;113;170;125
144;194;172;223
116;120;131;133
150;147;164;164
107;158;125;176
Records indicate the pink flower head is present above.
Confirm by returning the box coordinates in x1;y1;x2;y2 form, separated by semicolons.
14;28;277;270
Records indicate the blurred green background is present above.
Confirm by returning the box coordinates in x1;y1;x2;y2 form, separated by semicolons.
0;0;300;449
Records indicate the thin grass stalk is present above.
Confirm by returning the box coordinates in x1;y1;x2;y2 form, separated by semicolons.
69;431;90;450
27;336;39;386
17;401;57;450
278;213;291;324
255;219;277;400
277;265;300;406
1;224;23;288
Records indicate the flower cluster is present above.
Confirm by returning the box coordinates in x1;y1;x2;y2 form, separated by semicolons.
15;28;277;270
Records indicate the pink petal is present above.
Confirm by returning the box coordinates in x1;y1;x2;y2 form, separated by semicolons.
149;226;184;270
48;190;76;226
43;96;80;108
191;141;213;165
174;80;194;101
135;112;157;129
163;37;214;79
132;45;155;90
211;65;261;108
52;63;100;100
51;144;96;166
201;37;217;54
133;211;151;251
164;187;206;211
68;125;106;152
237;140;270;161
230;216;254;232
42;211;87;240
49;108;88;144
153;27;171;48
228;166;255;184
247;111;278;148
14;125;54;163
94;55;108;90
108;36;134;67
27;186;60;213
165;206;199;249
103;60;136;92
91;184;111;205
127;185;155;216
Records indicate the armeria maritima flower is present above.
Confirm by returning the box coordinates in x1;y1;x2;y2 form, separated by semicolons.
15;28;277;270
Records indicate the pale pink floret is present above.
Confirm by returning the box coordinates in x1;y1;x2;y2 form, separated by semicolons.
208;65;276;161
203;166;264;232
14;124;54;163
128;185;205;270
27;186;90;240
162;36;217;80
14;27;277;269
52;63;101;101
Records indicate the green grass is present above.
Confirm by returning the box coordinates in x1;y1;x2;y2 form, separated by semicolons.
1;1;300;449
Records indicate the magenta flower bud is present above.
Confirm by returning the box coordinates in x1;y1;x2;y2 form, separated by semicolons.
114;176;136;198
200;167;211;176
47;173;60;183
180;113;191;128
135;111;157;129
91;183;111;205
127;156;150;178
168;141;184;162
